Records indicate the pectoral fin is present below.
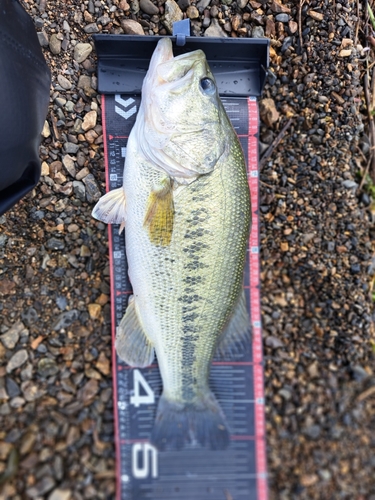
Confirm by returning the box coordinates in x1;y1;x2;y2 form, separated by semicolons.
115;296;155;367
92;187;126;227
143;178;174;246
216;290;251;358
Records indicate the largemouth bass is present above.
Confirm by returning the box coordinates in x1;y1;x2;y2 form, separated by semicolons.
93;37;251;450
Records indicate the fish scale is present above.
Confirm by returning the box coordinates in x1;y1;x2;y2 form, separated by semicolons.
100;93;267;499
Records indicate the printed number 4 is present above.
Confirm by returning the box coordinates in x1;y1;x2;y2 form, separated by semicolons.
130;369;155;407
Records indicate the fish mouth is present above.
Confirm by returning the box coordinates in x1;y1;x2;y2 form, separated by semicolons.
146;38;207;86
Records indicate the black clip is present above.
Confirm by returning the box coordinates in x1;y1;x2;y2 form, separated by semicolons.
172;19;190;47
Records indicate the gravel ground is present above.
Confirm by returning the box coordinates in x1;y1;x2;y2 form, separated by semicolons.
1;0;375;498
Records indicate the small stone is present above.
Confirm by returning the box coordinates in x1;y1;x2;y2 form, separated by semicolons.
0;442;13;461
73;181;86;202
288;20;298;34
77;379;99;404
82;110;97;131
96;293;109;306
84;23;99;34
265;336;284;349
77;75;92;92
231;13;242;31
79;245;90;259
269;0;291;13
278;388;292;400
76;152;86;167
163;0;183;34
281;37;293;52
82;174;101;203
280;241;289;252
237;0;247;8
197;0;210;7
319;470;332;481
84;129;99;144
95;352;111;375
177;0;190;10
259;98;279;127
186;5;199;18
55;97;66;108
41;121;51;138
48;489;72;500
265;17;275;37
0;321;25;349
56;296;68;310
307;9;323;21
52;310;79;330
275;13;289;22
38;358;59;378
76;167;90;181
303;424;321;439
38;31;49;47
252;26;264;38
341;38;353;49
41;162;50;177
64;142;80;154
49;34;61;54
121;19;144;35
202;16;210;28
98;15;111;26
300;474;319;487
204;18;227;37
74;43;93;63
46;238;65;251
6;378;21;398
210;4;218;16
339;49;352;58
308;362;319;378
0;385;8;401
21;381;46;402
119;0;130;9
88;303;102;320
85;367;102;379
20;431;37;455
6;349;29;373
27;476;56;498
342;180;358;189
130;0;140;13
63;20;70;32
139;0;159;15
351;365;369;382
22;307;39;326
57;75;72;90
62;155;76;177
10;397;25;408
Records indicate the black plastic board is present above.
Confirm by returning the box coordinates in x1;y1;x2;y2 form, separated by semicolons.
93;35;269;96
100;93;268;500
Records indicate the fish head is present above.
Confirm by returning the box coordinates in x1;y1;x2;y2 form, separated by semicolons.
140;38;230;181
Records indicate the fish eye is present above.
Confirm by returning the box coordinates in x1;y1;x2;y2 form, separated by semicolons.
200;77;216;95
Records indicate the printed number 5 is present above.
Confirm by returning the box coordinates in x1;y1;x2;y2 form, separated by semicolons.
130;369;155;407
132;443;158;478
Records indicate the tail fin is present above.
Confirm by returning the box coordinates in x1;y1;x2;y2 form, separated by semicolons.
151;392;230;451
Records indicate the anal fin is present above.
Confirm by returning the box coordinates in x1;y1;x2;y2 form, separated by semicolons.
216;290;251;358
115;296;155;367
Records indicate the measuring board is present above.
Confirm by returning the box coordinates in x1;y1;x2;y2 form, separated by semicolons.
101;93;267;500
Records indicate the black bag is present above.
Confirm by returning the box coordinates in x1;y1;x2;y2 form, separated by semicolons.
0;0;51;215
